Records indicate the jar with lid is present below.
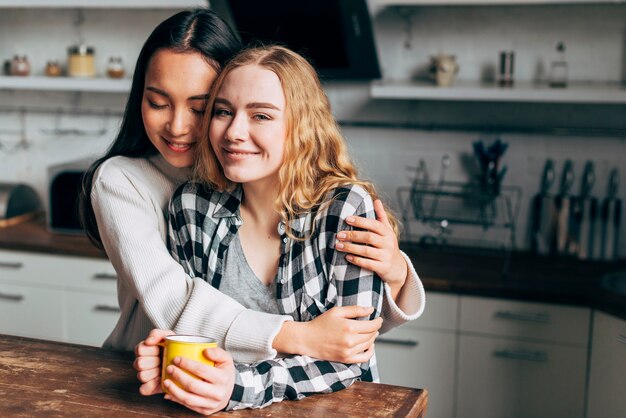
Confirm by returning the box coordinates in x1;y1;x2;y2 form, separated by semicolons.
44;60;62;77
106;56;125;79
10;55;31;76
67;45;96;78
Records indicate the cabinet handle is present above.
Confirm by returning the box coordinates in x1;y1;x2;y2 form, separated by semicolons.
0;261;23;269
494;310;550;323
94;305;121;313
92;273;117;280
0;292;24;302
376;337;419;347
493;349;548;362
616;335;626;345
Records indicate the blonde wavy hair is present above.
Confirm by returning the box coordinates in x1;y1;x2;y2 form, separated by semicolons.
195;45;398;239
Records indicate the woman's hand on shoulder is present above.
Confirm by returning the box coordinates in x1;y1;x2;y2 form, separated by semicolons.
335;199;408;298
162;347;235;415
134;329;175;396
285;306;381;363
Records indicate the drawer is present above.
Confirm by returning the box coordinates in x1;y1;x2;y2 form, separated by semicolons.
402;291;458;332
0;282;64;341
376;328;456;418
460;295;590;345
66;290;120;346
0;250;116;293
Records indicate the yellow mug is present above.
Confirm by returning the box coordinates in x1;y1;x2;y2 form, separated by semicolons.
159;335;217;393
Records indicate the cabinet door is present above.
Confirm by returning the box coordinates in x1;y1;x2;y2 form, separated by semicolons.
65;290;120;347
587;312;626;418
457;334;586;418
0;283;64;341
377;327;456;418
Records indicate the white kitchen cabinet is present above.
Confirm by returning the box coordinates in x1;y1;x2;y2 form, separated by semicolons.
586;311;626;418
0;249;119;346
457;334;587;418
0;282;65;341
376;292;459;418
456;295;590;418
65;290;120;346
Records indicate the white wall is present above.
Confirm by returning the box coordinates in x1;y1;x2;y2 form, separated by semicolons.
0;3;624;258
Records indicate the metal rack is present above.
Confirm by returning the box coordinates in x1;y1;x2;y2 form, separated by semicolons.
397;163;522;273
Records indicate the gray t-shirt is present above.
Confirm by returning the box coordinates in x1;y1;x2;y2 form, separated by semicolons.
220;234;281;315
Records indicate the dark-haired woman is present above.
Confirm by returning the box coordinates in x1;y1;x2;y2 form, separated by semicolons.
80;9;424;376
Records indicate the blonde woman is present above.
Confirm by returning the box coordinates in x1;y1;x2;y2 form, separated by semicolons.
136;45;426;415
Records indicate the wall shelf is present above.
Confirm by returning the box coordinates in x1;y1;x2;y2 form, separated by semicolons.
370;80;626;104
0;0;206;8
374;0;623;6
0;76;131;93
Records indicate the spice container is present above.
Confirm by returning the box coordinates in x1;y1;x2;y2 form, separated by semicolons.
10;55;31;76
498;51;514;87
44;60;62;77
67;45;96;77
106;56;125;79
549;41;568;88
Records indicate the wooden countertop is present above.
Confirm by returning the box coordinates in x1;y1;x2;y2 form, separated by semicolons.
0;334;427;417
2;219;626;318
0;217;106;259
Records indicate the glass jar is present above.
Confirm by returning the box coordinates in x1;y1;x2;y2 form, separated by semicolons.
44;60;62;77
67;45;96;77
10;55;31;76
106;56;125;79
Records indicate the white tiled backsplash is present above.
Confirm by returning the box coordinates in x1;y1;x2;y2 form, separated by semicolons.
0;3;624;257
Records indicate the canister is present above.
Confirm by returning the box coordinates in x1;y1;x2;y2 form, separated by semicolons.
67;45;96;77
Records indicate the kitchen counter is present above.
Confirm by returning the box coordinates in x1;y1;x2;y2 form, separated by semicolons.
0;216;106;259
1;219;625;319
0;333;427;417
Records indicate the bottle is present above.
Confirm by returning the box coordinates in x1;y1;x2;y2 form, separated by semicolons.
498;51;515;87
549;41;568;88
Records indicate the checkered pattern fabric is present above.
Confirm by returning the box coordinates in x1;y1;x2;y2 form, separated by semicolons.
168;182;383;410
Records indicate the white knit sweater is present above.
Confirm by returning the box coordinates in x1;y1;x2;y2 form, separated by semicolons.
92;154;425;363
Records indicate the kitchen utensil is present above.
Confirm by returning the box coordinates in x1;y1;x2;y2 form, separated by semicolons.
0;182;42;227
570;161;598;259
531;159;557;255
555;160;575;255
600;169;622;261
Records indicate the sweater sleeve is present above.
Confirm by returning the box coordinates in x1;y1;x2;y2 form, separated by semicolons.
91;176;290;363
380;251;426;334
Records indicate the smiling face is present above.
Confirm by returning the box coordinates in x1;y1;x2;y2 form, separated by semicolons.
209;64;287;188
141;49;217;168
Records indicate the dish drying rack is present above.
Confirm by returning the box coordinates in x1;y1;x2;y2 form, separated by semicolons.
397;163;521;274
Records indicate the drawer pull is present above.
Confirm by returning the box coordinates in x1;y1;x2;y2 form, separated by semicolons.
616;335;626;345
493;349;548;362
0;261;23;269
376;337;418;347
94;305;121;313
494;310;550;323
92;273;117;280
0;292;24;302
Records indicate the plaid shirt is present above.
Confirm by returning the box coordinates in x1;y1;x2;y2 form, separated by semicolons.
168;182;383;410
